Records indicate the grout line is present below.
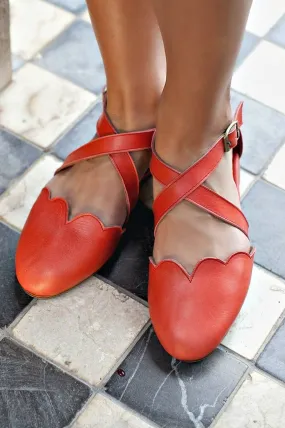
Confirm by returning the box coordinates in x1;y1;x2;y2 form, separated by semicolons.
95;273;149;308
7;298;38;330
98;320;151;389
28;0;77;58
47;95;103;153
3;281;151;394
0;125;45;151
210;365;252;428
64;391;97;428
260;174;285;193
211;364;285;428
0;219;21;235
100;390;161;428
0;153;62;232
6;331;99;392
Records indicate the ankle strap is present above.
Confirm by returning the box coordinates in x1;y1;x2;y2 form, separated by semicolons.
56;91;154;218
151;103;249;237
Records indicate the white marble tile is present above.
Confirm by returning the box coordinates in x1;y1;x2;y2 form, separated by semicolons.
0;64;96;148
246;0;285;37
0;155;61;230
81;9;91;24
13;277;149;386
222;265;285;360
232;41;285;115
10;0;75;60
264;143;285;190
215;371;285;428
72;394;154;428
240;169;254;198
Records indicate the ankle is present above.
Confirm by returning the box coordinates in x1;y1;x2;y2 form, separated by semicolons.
154;88;232;171
106;86;161;132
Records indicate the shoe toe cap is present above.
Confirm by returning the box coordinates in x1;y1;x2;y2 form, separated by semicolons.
149;254;254;361
15;189;122;298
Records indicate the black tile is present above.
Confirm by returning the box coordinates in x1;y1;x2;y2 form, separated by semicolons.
106;329;247;428
52;103;102;160
0;338;91;428
0;130;41;195
98;200;154;301
266;14;285;48
257;320;285;383
46;0;86;13
0;223;32;327
242;179;285;278
231;91;285;174
35;21;105;93
236;32;260;68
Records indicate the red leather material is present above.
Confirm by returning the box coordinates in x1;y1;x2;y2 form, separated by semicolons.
149;250;254;361
151;127;239;233
16;188;122;297
151;151;249;236
16;101;154;298
56;131;154;173
149;104;254;361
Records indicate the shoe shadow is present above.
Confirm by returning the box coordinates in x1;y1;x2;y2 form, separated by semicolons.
97;200;154;301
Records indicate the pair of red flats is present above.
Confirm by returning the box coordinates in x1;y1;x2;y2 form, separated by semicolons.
15;95;254;362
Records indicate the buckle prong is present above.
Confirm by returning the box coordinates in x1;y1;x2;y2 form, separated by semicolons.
223;120;239;152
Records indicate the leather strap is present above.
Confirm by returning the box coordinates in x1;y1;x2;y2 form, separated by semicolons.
151;103;249;237
55;97;154;217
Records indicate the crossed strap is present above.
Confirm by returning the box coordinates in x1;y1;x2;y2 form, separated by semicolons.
150;103;249;238
55;102;154;218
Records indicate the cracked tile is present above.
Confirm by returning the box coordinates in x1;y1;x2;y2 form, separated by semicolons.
72;394;155;428
106;329;247;428
12;277;149;386
215;372;285;428
222;265;285;360
0;64;96;148
10;0;74;60
0;155;61;230
0;338;90;428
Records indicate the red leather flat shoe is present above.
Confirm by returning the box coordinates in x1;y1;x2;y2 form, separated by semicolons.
149;103;255;361
16;97;154;298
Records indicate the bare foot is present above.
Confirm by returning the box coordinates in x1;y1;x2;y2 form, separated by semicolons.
153;140;250;273
47;120;151;226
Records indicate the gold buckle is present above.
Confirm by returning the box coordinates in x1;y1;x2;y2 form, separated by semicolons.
223;120;239;152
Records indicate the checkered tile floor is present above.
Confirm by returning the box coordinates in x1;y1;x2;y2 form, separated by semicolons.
1;0;285;427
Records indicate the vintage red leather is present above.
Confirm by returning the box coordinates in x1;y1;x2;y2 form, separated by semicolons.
149;103;255;361
16;96;154;298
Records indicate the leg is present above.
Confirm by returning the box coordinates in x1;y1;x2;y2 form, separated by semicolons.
87;0;165;131
48;0;165;224
152;0;252;271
